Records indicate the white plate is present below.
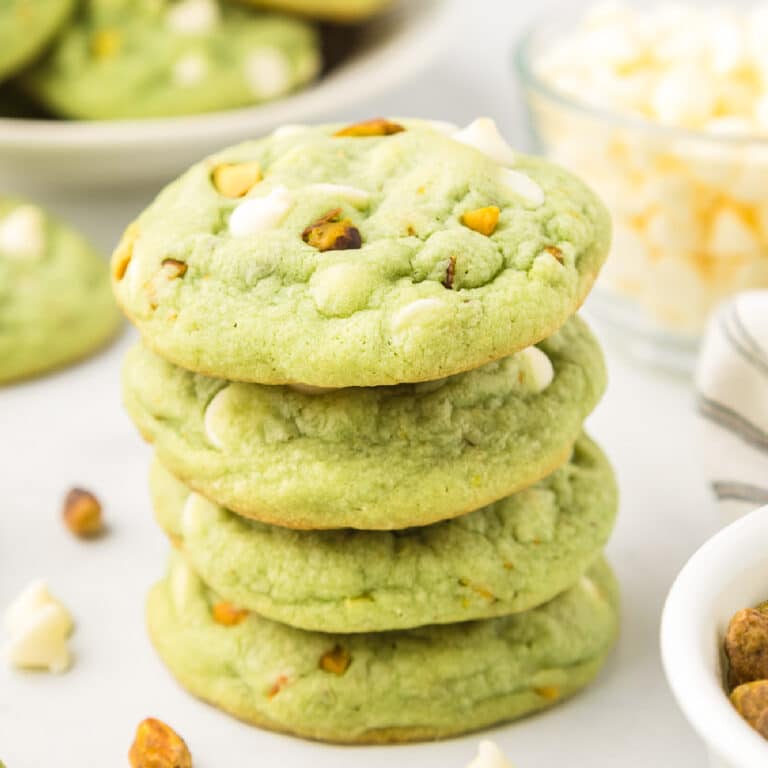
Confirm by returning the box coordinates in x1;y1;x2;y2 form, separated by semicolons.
0;0;450;195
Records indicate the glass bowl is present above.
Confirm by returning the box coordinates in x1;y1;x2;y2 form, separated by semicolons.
514;3;768;371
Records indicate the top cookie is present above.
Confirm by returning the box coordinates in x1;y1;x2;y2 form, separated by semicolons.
112;117;611;387
0;0;74;82
23;0;320;120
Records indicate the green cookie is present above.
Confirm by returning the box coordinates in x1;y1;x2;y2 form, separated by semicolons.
111;117;610;386
0;199;120;384
24;0;320;119
233;0;391;22
0;0;74;82
151;434;617;632
124;315;606;529
149;553;619;743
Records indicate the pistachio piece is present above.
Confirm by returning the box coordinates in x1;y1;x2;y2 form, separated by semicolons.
62;488;104;538
267;674;290;699
334;118;405;137
128;718;192;768
442;254;456;289
161;258;188;279
212;601;249;627
544;245;564;263
113;221;139;281
461;206;500;236
730;680;768;738
319;645;351;675
534;685;561;701
302;209;362;252
725;607;768;688
92;28;121;60
212;161;262;198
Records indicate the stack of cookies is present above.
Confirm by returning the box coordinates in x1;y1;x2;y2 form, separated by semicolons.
112;117;619;743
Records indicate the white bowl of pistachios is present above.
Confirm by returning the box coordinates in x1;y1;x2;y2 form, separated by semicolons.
661;505;768;768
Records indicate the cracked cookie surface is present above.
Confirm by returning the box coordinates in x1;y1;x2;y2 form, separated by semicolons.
151;434;617;632
123;315;606;529
0;199;120;383
23;0;320;119
112;118;610;386
149;553;619;743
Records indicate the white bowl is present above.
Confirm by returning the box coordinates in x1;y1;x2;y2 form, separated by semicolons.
0;0;450;195
661;505;768;768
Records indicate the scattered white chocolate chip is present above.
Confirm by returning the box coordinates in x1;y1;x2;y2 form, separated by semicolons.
287;382;336;395
244;48;291;99
499;168;544;207
465;741;515;768
166;0;220;34
308;183;371;208
309;262;373;318
4;581;73;673
204;387;230;448
452;118;517;166
519;346;554;392
228;186;293;237
391;298;446;334
173;52;208;87
0;205;45;259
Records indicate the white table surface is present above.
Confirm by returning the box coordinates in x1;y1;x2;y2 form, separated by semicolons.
0;1;721;765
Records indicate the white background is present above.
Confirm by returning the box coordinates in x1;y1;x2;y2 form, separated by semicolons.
1;1;722;765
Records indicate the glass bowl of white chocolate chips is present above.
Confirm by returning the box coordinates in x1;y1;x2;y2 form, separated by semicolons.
516;0;768;371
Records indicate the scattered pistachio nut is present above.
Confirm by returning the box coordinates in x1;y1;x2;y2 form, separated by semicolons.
725;607;768;688
92;28;121;60
211;601;249;627
211;161;262;198
544;245;564;263
128;717;192;768
731;680;768;739
319;644;351;675
113;221;139;280
333;117;405;137
62;488;104;538
161;258;188;279
302;208;362;252
461;206;500;236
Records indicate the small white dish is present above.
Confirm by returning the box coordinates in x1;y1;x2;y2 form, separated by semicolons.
661;505;768;768
0;0;450;195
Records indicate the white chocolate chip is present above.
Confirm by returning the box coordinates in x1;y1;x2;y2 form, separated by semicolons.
229;186;293;237
452;118;517;166
519;346;554;392
166;0;220;34
204;387;230;448
309;262;374;318
391;298;446;334
244;48;291;99
4;581;73;673
307;183;371;208
651;66;717;127
465;741;516;768
579;575;603;601
0;205;45;259
173;52;208;86
170;558;196;611
499;168;545;207
708;208;760;255
181;493;218;536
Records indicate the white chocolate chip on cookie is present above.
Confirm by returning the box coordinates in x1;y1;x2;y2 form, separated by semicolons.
229;186;293;236
0;205;45;259
452;118;517;166
245;48;291;99
166;0;220;34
